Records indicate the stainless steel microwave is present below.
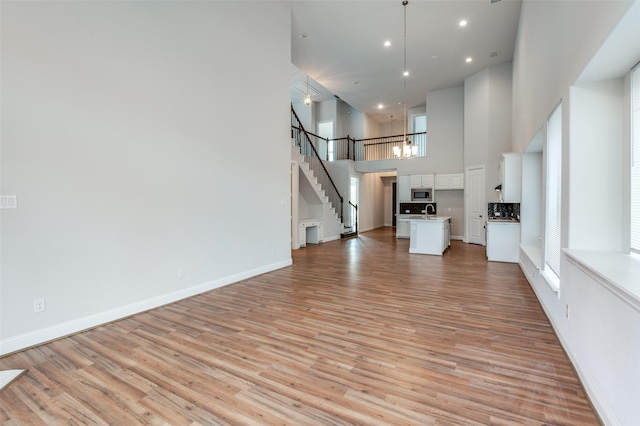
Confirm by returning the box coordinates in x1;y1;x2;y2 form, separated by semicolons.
411;188;433;202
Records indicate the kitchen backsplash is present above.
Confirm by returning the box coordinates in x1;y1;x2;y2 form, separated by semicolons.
399;203;437;215
488;203;520;220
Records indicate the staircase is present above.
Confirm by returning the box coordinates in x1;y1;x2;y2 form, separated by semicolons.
291;105;358;242
292;143;357;240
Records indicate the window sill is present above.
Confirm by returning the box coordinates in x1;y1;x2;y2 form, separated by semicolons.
541;268;560;292
564;249;640;312
520;245;542;269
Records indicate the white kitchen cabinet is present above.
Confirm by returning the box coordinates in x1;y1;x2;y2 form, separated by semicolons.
486;221;520;262
398;175;411;202
443;218;451;250
298;220;323;247
499;153;522;202
397;218;411;238
409;217;451;255
410;173;434;188
435;173;464;190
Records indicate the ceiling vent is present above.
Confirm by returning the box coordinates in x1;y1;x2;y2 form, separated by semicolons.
291;82;321;97
491;0;501;3
489;51;500;58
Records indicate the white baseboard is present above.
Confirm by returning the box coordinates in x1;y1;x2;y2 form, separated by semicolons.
0;259;292;357
0;370;26;391
451;235;464;240
359;225;385;233
518;255;613;426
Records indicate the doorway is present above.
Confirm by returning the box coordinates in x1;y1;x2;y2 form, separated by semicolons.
349;176;359;230
392;182;397;226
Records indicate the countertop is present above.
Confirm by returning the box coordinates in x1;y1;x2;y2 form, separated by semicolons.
487;218;520;224
408;216;451;222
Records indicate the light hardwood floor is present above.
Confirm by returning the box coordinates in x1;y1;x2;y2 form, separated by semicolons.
0;228;600;425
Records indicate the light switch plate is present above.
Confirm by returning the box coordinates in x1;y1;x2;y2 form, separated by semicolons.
0;195;17;209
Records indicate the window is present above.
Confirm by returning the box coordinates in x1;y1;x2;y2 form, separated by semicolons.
317;120;334;161
632;64;640;253
545;104;562;278
350;177;359;229
412;114;427;157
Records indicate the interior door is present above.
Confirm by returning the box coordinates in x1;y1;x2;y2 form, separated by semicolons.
466;165;485;245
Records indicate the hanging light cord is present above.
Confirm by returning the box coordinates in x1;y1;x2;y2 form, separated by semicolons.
403;0;408;145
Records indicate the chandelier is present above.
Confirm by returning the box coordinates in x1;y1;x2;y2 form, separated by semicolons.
393;0;418;159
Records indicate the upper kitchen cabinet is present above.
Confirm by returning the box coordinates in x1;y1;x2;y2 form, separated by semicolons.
435;173;464;190
410;173;435;189
500;153;522;202
398;175;411;202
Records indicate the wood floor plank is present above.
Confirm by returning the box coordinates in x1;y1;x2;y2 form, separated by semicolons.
0;228;601;424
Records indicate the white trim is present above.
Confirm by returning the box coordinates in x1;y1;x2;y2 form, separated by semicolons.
0;370;26;391
519;250;615;426
541;267;560;292
564;249;640;313
358;224;385;233
0;260;292;357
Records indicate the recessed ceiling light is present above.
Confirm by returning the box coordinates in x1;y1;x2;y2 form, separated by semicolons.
352;81;359;85
378;104;384;109
431;55;438;59
403;70;409;77
466;57;473;63
459;20;467;27
384;40;391;47
299;33;308;38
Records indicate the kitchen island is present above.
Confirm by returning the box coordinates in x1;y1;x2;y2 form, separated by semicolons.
409;216;451;255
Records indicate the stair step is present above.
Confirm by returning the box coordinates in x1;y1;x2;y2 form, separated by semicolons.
340;231;358;240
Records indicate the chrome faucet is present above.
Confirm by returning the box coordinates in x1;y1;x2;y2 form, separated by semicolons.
425;204;435;218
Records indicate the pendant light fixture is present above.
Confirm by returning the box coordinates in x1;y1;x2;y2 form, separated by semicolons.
394;0;418;159
303;75;312;106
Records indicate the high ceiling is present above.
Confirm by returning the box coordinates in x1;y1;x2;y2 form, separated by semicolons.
291;0;522;124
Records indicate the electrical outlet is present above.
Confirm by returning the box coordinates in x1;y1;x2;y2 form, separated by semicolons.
178;267;185;278
0;195;17;209
565;304;570;319
34;298;46;313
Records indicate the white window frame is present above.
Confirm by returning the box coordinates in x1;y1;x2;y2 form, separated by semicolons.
545;103;563;280
411;113;427;157
631;65;640;253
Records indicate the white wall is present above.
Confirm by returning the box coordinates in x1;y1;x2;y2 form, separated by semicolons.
569;79;624;252
464;63;514;203
378;106;426;136
292;102;313;133
513;1;640;424
511;0;632;154
363;113;382;139
434;190;465;239
426;87;464;173
316;99;337;134
356;86;465;176
337;100;363;140
0;1;292;354
358;173;386;232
